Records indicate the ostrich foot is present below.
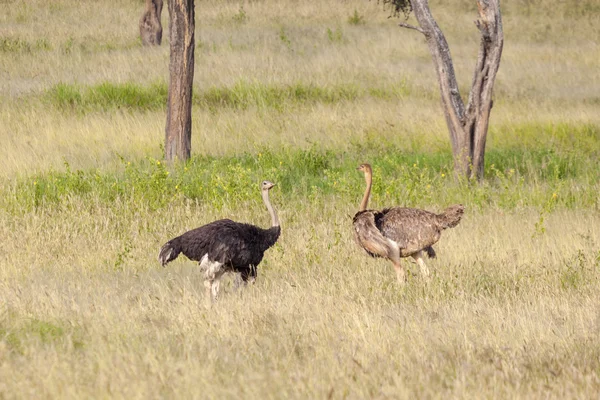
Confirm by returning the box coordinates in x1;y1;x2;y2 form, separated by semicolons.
393;262;406;285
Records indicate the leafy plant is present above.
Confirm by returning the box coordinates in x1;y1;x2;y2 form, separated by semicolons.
327;27;344;43
348;9;365;25
560;250;589;290
278;27;292;49
0;37;51;53
532;191;559;238
233;5;247;24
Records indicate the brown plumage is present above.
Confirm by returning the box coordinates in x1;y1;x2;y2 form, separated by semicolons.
353;163;464;284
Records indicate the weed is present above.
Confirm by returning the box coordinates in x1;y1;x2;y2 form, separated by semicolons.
0;37;51;53
233;5;248;24
560;250;590;290
114;240;133;271
47;83;83;109
0;318;82;354
326;27;344;43
278;27;292;49
532;191;559;238
0;328;23;354
62;36;75;54
348;9;365;25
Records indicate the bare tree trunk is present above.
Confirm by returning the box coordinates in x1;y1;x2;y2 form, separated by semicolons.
400;0;503;180
165;0;195;163
139;0;163;46
468;0;504;179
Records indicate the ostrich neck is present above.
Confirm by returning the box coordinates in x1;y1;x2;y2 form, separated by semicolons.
359;172;372;211
262;190;279;227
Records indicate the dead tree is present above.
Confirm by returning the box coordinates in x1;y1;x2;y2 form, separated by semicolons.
165;0;195;163
389;0;503;180
139;0;163;46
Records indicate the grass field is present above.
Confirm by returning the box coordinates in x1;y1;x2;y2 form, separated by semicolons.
1;0;600;398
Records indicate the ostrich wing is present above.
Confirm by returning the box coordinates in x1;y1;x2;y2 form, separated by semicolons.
353;210;396;259
378;207;442;256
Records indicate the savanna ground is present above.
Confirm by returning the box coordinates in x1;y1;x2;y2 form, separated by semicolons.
1;0;600;398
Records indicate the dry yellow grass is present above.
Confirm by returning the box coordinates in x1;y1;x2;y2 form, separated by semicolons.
1;199;600;398
1;0;600;398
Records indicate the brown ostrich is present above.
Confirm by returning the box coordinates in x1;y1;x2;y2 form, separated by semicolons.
352;163;464;284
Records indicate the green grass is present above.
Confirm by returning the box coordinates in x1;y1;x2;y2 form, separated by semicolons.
45;82;168;112
3;130;599;215
44;80;413;113
0;317;84;354
347;9;366;25
0;37;52;54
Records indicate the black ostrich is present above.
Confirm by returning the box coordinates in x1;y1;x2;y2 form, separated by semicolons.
158;180;281;303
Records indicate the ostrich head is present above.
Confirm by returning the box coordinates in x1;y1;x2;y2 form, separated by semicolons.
261;180;276;191
357;163;372;174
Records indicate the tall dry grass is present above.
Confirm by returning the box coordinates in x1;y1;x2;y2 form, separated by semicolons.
1;198;600;398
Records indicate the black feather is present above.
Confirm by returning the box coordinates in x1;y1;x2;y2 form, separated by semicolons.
159;219;280;274
158;238;182;266
425;246;436;259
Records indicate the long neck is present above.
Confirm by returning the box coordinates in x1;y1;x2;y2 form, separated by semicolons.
262;189;279;227
359;171;372;211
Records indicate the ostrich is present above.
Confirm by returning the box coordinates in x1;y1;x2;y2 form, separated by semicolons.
158;180;280;303
353;163;464;284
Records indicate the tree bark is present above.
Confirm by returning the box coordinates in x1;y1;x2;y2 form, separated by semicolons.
468;0;504;179
165;0;195;163
403;0;503;180
139;0;163;46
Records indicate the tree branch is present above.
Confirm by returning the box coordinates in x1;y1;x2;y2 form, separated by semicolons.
398;22;425;34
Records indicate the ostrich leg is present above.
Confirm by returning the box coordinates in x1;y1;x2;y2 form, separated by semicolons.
201;255;225;305
392;261;406;284
211;278;221;300
412;251;431;279
203;279;213;307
